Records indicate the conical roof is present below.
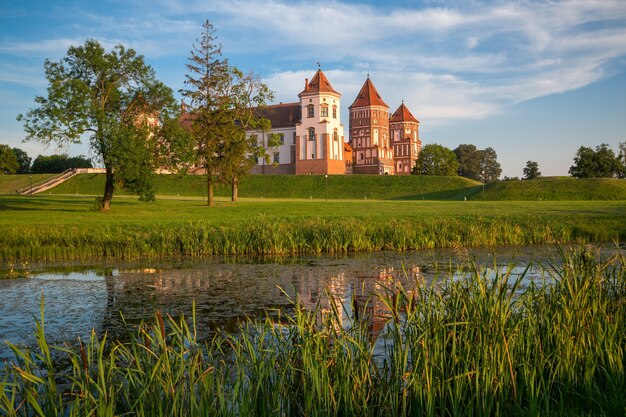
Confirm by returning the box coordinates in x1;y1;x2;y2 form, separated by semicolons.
300;69;339;95
390;102;419;123
349;77;389;109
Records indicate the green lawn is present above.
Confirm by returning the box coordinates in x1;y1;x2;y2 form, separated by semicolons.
1;195;624;261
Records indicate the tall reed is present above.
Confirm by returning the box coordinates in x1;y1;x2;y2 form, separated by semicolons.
2;214;621;262
1;248;624;416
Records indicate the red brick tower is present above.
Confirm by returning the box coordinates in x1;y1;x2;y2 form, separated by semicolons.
349;77;393;175
390;102;421;175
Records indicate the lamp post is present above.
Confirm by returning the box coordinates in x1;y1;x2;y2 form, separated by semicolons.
325;174;328;202
481;170;485;201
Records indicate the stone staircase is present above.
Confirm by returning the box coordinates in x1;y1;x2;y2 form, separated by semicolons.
18;168;106;195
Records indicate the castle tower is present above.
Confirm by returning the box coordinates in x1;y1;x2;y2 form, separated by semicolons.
349;77;393;175
390;102;421;175
295;69;346;175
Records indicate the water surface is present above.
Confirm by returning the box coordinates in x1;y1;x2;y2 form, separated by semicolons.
0;246;608;362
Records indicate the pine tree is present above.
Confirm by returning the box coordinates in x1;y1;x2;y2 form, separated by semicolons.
181;20;274;205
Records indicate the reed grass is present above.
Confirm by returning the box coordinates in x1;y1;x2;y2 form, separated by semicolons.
1;248;625;416
2;196;625;263
0;216;621;262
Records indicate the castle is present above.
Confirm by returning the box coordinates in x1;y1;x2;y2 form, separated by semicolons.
250;69;422;175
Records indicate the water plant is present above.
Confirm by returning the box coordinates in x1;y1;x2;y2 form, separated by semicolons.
1;248;625;416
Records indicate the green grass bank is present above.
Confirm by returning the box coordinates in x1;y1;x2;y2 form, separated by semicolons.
2;250;625;416
0;174;56;194
481;176;626;201
1;196;624;262
4;173;625;201
29;173;483;200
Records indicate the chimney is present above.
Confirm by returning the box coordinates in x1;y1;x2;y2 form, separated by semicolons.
304;78;308;91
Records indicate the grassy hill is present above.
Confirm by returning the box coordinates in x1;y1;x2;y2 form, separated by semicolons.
480;177;626;201
0;174;57;194
45;173;483;200
4;173;625;201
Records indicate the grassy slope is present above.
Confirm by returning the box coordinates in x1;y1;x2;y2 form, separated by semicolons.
46;173;482;200
1;195;624;261
0;174;57;194
481;177;626;200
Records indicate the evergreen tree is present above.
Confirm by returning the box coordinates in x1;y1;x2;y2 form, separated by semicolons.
181;20;273;205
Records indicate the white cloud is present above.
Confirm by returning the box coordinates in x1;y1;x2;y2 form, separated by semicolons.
2;0;625;127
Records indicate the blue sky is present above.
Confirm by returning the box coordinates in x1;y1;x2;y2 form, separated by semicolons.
1;0;625;177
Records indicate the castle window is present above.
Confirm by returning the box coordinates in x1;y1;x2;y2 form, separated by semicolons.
333;128;338;142
308;127;315;141
332;105;337;118
321;105;328;118
273;152;280;164
307;105;314;118
276;133;285;145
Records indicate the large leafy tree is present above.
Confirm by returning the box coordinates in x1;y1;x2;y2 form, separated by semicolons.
220;68;274;202
17;39;188;210
412;143;458;176
454;144;482;180
454;144;502;182
181;20;273;206
523;160;541;180
11;147;31;174
569;144;621;178
479;147;502;183
0;144;19;174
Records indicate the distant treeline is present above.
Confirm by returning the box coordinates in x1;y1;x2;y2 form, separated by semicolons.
30;154;93;173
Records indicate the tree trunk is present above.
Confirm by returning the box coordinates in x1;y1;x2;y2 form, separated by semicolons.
231;176;238;202
102;168;114;211
207;175;214;207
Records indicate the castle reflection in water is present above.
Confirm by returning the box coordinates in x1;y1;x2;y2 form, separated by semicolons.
102;261;423;342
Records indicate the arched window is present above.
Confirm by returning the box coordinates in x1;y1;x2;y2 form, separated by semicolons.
332;105;337;118
307;104;314;118
373;129;379;146
308;127;315;141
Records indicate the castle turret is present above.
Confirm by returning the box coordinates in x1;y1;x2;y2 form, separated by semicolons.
349;77;393;174
295;69;346;174
390;102;421;175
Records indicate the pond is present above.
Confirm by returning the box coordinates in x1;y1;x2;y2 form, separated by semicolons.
0;245;617;363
